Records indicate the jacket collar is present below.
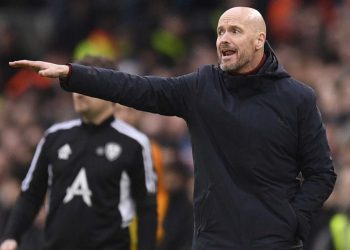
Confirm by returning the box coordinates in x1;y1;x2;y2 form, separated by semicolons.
81;115;114;130
220;41;290;97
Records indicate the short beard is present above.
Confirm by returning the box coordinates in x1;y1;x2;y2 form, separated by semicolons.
219;62;239;73
219;57;250;74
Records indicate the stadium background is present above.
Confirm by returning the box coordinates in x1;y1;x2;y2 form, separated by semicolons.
1;0;350;249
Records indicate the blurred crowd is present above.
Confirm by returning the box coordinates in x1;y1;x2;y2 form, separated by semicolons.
1;0;350;249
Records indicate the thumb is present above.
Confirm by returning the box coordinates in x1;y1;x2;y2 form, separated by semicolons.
38;69;56;78
38;70;47;77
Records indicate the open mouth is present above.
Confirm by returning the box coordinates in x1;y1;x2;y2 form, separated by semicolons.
221;49;237;58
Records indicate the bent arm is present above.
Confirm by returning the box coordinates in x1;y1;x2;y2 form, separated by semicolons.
128;141;157;250
292;91;336;241
3;138;49;242
60;64;197;117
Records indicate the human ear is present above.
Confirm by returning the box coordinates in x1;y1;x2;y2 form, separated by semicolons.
255;32;266;50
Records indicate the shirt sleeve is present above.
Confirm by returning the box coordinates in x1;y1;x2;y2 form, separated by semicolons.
3;137;49;242
60;64;198;118
292;90;337;241
127;137;157;250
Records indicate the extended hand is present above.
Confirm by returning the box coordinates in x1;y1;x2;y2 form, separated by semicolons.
0;239;18;250
9;60;69;79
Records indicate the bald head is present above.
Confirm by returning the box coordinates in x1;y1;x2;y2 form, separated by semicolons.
219;7;266;36
216;7;267;74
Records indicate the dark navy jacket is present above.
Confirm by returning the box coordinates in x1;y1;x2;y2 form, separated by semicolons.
61;43;336;250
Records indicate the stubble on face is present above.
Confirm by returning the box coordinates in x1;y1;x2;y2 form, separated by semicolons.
218;47;252;73
216;7;266;74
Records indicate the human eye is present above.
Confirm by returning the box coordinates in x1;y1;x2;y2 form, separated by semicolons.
232;28;240;34
217;28;224;36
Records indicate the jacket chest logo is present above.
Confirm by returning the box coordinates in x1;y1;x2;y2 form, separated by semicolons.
96;142;122;161
63;167;92;206
58;144;72;160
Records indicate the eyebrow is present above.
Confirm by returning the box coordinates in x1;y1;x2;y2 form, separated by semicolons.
217;24;242;32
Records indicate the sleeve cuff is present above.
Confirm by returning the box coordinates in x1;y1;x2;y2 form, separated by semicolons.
59;63;72;89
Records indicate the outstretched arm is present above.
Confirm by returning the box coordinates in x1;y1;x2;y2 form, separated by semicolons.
9;60;199;117
9;60;69;78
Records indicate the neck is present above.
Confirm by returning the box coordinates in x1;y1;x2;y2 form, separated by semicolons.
243;53;266;75
233;51;266;76
82;108;114;125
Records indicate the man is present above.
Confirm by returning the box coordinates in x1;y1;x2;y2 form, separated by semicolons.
114;104;170;248
8;7;336;250
2;56;157;250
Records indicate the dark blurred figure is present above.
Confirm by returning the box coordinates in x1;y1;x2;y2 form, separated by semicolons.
157;160;193;250
48;0;95;54
0;22;25;92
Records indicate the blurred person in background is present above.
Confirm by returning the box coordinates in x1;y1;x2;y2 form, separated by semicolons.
114;104;171;249
334;70;350;124
156;160;193;250
8;6;336;250
0;56;157;250
0;21;25;92
115;104;194;250
0;151;45;250
0;177;21;237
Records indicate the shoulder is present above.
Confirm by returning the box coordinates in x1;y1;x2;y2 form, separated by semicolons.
110;118;151;149
197;64;219;75
290;78;315;95
278;78;319;120
277;77;316;104
45;119;82;136
173;65;217;85
194;64;222;90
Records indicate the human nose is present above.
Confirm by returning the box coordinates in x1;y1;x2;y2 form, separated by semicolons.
217;32;230;45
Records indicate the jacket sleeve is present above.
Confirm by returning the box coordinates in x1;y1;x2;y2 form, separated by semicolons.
292;90;337;241
127;137;157;250
3;137;49;242
60;64;198;118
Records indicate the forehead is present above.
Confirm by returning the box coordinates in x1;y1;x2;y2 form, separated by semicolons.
217;12;247;28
